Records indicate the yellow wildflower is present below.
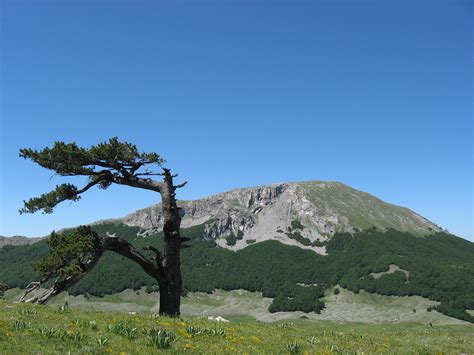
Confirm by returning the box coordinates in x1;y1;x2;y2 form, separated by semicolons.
249;336;262;343
183;344;193;350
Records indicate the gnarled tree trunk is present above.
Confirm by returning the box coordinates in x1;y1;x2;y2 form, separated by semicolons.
21;168;186;317
157;168;183;316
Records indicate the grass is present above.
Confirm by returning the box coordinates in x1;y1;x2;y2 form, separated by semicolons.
6;286;469;325
1;300;473;354
300;181;435;236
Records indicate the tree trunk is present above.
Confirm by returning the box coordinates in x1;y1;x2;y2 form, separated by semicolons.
159;169;183;317
158;280;181;317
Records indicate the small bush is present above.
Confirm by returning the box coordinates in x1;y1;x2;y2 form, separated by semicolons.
107;322;138;340
13;320;32;331
290;220;305;231
185;325;206;337
0;283;8;299
209;327;225;337
56;304;70;314
226;234;238;246
73;319;98;330
19;308;37;315
286;340;301;354
145;328;177;349
38;326;59;338
145;285;159;294
97;337;109;346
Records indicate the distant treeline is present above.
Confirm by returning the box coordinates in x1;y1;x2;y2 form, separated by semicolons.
0;222;473;322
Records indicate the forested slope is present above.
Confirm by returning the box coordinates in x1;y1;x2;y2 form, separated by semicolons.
1;222;473;322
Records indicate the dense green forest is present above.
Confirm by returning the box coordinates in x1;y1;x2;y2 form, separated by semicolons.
0;222;473;322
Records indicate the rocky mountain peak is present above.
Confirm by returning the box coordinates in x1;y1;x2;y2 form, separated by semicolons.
119;180;441;255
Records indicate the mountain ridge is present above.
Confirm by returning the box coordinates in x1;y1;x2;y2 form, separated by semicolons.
118;180;442;254
0;235;42;247
0;180;444;250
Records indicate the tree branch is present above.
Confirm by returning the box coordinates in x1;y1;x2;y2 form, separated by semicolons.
20;175;112;214
21;234;164;304
134;173;163;177
174;181;188;190
113;176;163;192
19;282;41;303
143;245;166;274
102;237;164;281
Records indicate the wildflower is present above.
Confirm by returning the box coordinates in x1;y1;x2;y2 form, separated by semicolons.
225;335;239;343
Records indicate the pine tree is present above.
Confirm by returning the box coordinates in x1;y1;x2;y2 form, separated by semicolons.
19;137;187;316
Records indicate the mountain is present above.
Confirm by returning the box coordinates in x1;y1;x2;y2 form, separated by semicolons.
0;235;42;247
1;180;473;323
120;181;442;253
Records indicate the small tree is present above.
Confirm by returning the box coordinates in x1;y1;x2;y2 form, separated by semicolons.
19;138;188;316
0;283;8;299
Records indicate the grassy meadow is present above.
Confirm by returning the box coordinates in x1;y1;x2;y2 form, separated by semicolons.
1;299;473;354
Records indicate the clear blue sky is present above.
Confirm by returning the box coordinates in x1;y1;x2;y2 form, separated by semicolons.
1;0;472;240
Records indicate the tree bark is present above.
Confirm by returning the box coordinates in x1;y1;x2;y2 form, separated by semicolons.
158;168;183;316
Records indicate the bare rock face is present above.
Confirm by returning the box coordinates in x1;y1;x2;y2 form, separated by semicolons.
123;184;287;236
119;181;442;255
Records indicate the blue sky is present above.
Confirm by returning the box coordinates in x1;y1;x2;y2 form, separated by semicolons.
1;0;472;240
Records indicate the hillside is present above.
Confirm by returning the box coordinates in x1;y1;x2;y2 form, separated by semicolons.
1;222;473;323
1;300;473;354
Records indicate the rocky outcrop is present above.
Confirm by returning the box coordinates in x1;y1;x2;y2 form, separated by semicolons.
122;184;287;237
117;180;442;255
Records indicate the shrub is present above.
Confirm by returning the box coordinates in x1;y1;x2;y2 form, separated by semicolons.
185;325;206;337
0;283;8;299
145;285;159;294
145;328;177;349
107;322;138;339
286;340;301;354
290;220;305;231
226;234;237;246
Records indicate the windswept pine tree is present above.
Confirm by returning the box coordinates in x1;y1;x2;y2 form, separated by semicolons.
19;138;188;316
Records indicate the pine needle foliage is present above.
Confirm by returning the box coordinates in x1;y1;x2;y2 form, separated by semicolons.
19;137;165;214
33;226;100;281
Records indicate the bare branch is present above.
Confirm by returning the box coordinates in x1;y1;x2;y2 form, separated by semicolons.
174;181;188;190
143;245;166;275
143;245;163;260
102;237;164;281
134;173;163;177
113;176;163;192
19;282;41;303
